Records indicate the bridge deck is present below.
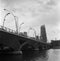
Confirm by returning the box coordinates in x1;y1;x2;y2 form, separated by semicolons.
0;25;51;51
0;25;49;43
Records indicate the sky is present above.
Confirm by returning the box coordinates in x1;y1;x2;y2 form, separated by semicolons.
0;0;60;42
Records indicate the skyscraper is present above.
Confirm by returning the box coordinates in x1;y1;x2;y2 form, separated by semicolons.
40;25;47;42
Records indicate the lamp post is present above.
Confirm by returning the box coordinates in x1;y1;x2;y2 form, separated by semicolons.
3;13;10;27
19;22;24;33
14;16;18;33
3;9;18;33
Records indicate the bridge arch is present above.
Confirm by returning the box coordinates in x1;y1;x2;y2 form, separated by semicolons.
20;41;34;51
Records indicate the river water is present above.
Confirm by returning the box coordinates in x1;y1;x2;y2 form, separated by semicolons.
0;49;60;61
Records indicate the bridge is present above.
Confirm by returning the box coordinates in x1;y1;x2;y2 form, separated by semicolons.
0;25;51;52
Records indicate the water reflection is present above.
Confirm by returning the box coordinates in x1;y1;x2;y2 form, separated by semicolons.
48;49;60;61
0;49;60;61
22;50;48;61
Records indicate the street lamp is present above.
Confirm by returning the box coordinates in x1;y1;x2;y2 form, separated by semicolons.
14;16;18;33
19;22;24;33
3;9;18;33
3;13;10;27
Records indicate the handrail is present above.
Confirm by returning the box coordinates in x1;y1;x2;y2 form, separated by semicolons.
0;25;45;43
0;25;15;33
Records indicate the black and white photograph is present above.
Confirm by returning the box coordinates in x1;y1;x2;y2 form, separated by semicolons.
0;0;60;61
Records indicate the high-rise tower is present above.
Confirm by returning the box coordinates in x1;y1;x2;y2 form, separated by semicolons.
40;25;47;42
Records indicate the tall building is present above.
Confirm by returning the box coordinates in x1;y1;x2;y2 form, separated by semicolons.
40;25;47;42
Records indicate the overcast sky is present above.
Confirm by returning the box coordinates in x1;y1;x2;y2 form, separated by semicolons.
0;0;60;42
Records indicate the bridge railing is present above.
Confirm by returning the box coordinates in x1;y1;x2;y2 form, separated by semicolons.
0;25;43;42
0;25;16;34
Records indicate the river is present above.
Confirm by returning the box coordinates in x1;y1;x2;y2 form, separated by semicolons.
0;49;60;61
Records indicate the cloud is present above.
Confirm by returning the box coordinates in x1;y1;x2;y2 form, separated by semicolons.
0;0;60;26
0;0;58;7
0;0;60;27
